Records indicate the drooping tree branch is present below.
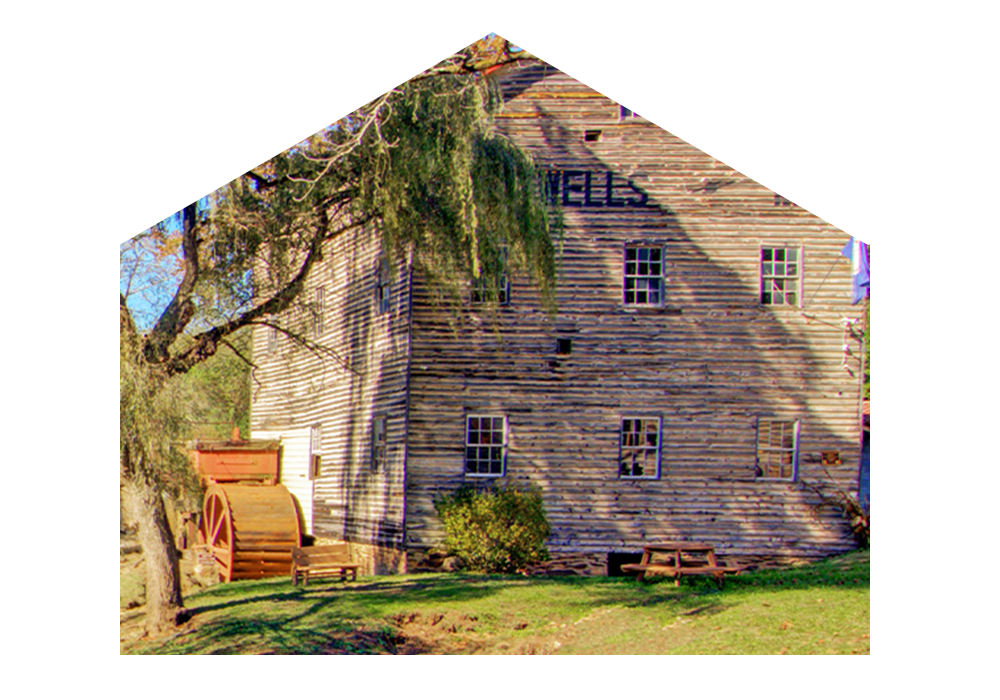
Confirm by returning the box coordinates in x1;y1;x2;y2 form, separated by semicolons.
161;213;373;376
135;32;869;388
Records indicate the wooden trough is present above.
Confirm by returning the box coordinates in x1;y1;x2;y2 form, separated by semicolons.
201;482;301;582
189;431;280;485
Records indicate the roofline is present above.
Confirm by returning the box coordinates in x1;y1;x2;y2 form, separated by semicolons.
486;32;871;124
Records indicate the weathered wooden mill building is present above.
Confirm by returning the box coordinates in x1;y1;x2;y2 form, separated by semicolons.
250;59;869;575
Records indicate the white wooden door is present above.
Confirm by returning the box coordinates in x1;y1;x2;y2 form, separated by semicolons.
252;427;314;535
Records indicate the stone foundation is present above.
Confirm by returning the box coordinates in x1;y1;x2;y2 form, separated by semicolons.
302;544;804;578
312;538;407;576
406;549;608;576
182;537;582;580
521;552;608;576
406;549;465;573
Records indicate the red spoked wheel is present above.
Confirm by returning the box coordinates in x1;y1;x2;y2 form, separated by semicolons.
200;483;301;582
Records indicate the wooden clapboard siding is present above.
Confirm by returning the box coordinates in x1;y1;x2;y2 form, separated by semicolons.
403;61;864;561
250;224;411;550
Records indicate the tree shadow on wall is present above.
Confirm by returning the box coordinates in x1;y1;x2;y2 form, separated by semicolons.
405;61;863;563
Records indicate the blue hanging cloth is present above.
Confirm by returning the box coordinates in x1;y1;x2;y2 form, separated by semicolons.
840;238;870;304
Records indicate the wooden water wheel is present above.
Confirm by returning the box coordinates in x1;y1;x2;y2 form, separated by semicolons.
201;483;302;582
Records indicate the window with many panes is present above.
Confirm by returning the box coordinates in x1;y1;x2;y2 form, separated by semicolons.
372;415;388;471
756;419;799;480
620;58;660;119
465;415;506;476
619;417;661;479
623;246;663;306
471;273;510;305
760;247;800;306
470;248;510;305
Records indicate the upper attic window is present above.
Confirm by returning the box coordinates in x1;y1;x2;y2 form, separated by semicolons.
584;130;603;143
760;247;801;306
619;105;638;121
620;58;660;119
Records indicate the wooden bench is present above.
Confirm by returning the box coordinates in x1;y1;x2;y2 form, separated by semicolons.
291;544;361;585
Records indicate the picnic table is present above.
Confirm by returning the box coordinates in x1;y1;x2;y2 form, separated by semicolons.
620;542;744;586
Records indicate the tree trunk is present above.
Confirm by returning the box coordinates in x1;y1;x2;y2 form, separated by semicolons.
122;473;185;635
122;296;189;634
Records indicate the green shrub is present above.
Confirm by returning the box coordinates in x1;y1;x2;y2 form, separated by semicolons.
434;482;551;573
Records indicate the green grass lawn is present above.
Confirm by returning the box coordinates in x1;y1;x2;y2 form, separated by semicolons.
121;550;869;655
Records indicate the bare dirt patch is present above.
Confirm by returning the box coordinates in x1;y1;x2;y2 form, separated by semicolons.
388;610;553;654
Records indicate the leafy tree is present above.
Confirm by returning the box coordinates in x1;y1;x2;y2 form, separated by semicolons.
814;32;872;104
171;329;252;440
120;36;560;634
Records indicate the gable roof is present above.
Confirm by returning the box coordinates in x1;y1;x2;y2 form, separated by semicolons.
487;32;871;123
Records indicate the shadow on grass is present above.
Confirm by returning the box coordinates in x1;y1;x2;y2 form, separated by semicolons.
137;616;402;655
621;567;869;594
133;574;514;654
126;554;869;654
561;554;870;612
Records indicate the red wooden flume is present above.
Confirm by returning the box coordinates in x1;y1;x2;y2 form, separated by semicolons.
189;428;301;582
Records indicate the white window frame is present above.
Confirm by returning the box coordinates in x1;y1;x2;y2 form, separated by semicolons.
760;246;803;307
309;424;323;480
623;245;664;307
464;415;507;477
618;56;663;121
755;418;800;481
619;416;661;480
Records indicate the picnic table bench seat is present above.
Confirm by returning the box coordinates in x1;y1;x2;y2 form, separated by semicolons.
622;557;746;585
291;544;361;585
622;561;745;575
